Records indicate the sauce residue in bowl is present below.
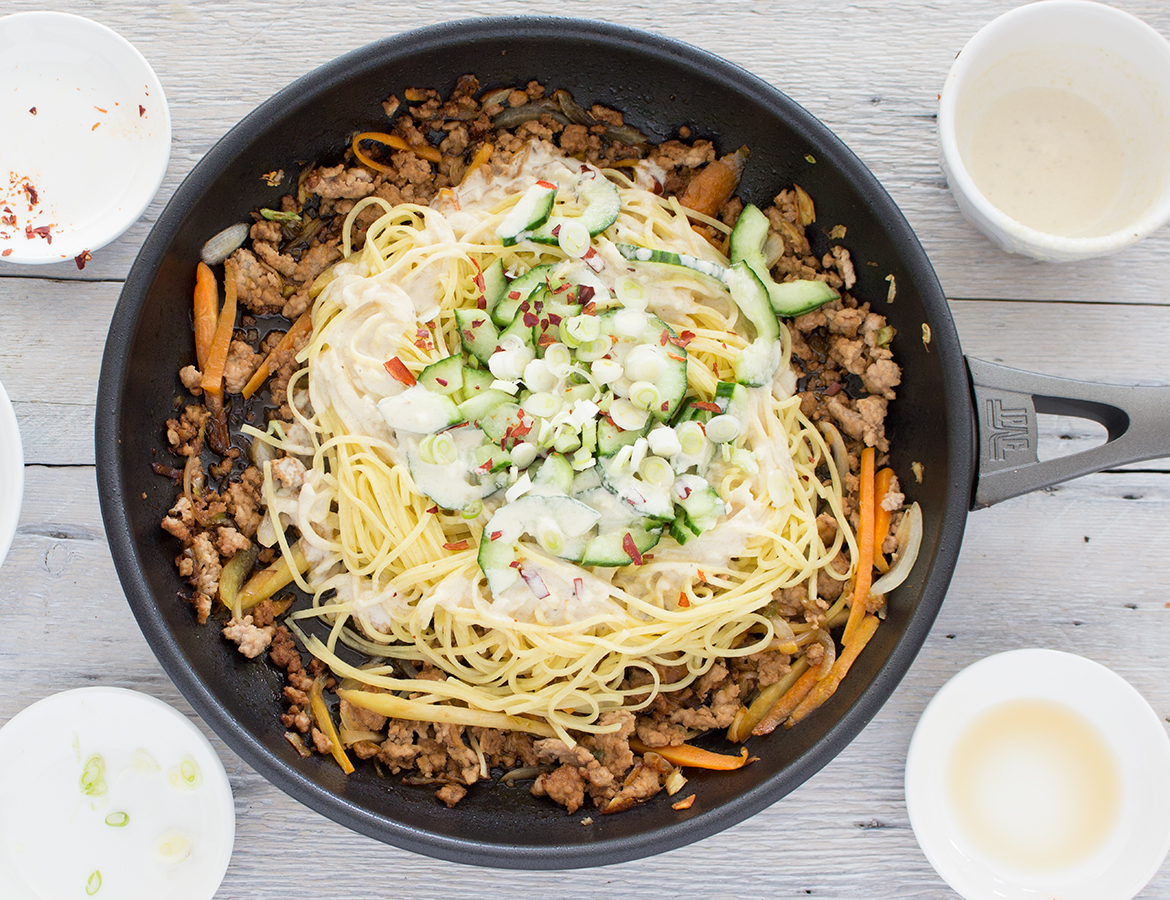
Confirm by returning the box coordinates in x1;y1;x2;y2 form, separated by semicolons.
947;698;1121;874
961;86;1126;238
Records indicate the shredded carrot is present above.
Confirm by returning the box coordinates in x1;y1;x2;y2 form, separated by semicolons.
309;678;355;775
352;130;442;168
786;614;880;727
461;142;493;184
193;261;218;372
842;446;876;645
751;667;819;736
629;738;749;771
200;257;238;400
872;467;895;573
240;308;313;399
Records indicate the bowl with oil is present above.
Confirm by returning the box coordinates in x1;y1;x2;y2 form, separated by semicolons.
905;648;1170;900
938;0;1170;261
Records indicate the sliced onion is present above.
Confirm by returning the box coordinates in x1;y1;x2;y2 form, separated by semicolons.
870;502;923;596
200;223;249;266
812;628;836;680
817;420;849;477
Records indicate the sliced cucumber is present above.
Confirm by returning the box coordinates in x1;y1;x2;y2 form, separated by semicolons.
577;175;621;235
599;309;689;421
377;385;462;434
734;336;783;387
417;356;464;396
597;416;646;456
672;474;727;536
597;454;675;521
492;264;555;327
481;257;507;313
580;523;663;567
460;367;496;399
405;428;503;513
497;181;557;246
615;243;728;283
498;306;537;350
725;260;779;343
478;494;602;591
455;308;500;365
480;403;534;448
728;203;838;317
456;389;514;427
532;453;574;493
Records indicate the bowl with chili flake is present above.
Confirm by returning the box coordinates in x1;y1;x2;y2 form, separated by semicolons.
0;12;170;266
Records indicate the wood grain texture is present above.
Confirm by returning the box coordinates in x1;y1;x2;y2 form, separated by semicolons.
2;1;1169;897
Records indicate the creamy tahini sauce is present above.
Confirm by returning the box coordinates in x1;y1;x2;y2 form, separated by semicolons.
962;86;1125;237
947;698;1122;874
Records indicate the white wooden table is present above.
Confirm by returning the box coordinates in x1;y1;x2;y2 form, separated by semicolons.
3;1;1170;896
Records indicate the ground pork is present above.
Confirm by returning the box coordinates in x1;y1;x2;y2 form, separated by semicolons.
223;615;275;658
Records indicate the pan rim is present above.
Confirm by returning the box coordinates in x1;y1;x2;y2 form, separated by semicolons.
96;15;973;869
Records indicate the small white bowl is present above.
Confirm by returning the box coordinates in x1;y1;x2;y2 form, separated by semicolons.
0;687;235;899
906;649;1170;900
0;12;171;265
938;1;1170;261
0;377;22;571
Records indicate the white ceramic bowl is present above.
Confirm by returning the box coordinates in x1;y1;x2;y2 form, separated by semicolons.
0;687;235;899
0;12;171;265
0;377;22;571
938;1;1170;261
906;649;1170;900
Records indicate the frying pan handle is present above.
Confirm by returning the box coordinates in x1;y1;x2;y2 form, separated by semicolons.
967;357;1170;508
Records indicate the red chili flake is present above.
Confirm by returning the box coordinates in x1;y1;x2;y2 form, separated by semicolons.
508;290;521;300
573;577;584;599
680;485;694;499
583;246;604;272
435;377;448;387
29;107;36;115
426;506;439;514
582;301;597;316
691;401;720;413
537;332;556;348
94;106;107;114
521;567;550;598
522;311;538;328
25;224;52;244
477;296;487;310
660;329;670;346
475;458;493;474
577;284;595;305
552;281;571;294
622;532;644;566
139;105;146;117
697;569;707;583
1;214;15;227
660;401;670;412
550;224;561;237
471;258;485;293
1;249;10;257
666;352;685;362
442;540;470;551
678;593;690;608
825;382;843;397
509;560;522;568
672;330;695;347
547;312;562;325
462;329;476;343
490;530;503;542
24;183;37;205
74;249;92;270
535;180;557;190
383;356;417;386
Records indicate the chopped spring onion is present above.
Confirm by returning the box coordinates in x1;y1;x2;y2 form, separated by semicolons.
564;313;602;345
524;392;562;419
629;437;650;472
590;358;623;385
154;832;193;864
609;398;649;431
523;358;557;392
505;472;533;503
538;522;565;554
543;342;574;374
870;502;923;596
615;276;648;310
105;811;129;827
510;442;538;469
199;222;249;266
461;499;484;520
613;308;648;338
767;470;794;509
676;421;708;457
639;456;674;487
86;870;102;896
557;220;592;257
624;345;666;382
80;754;107;798
628;381;661;411
647;425;682;458
705;414;741;444
168;759;202;791
553;429;582;453
419;432;458;466
575;338;611;361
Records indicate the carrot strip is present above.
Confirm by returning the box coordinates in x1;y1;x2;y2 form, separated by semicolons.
240;308;313;400
309;678;355;775
461;142;493;184
873;467;895;573
751;667;819;736
786;614;880;727
193;261;219;372
352;130;442;168
842;446;876;645
200;257;238;400
629;739;749;771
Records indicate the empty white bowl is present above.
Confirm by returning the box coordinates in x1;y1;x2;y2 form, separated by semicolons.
0;12;171;265
938;1;1170;261
906;649;1170;900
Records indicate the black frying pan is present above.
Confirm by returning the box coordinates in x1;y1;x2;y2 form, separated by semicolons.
95;17;1170;869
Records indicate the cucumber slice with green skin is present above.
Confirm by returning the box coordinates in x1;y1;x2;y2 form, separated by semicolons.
417;355;464;396
499;306;537;350
497;180;557;246
469;441;512;474
734;336;783;387
580;522;663;567
728;203;838;317
597;455;675;521
615;243;728;283
597;416;647;456
405;428;502;512
478;494;602;591
456;389;514;427
481;257;507;313
725;260;779;343
672;474;727;535
480;403;535;449
455;308;501;366
598;309;689;421
668;515;693;545
460;367;496;399
377;385;463;434
492;264;556;327
523;172;622;243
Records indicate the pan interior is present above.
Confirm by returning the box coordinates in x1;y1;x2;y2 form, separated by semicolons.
96;17;972;868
